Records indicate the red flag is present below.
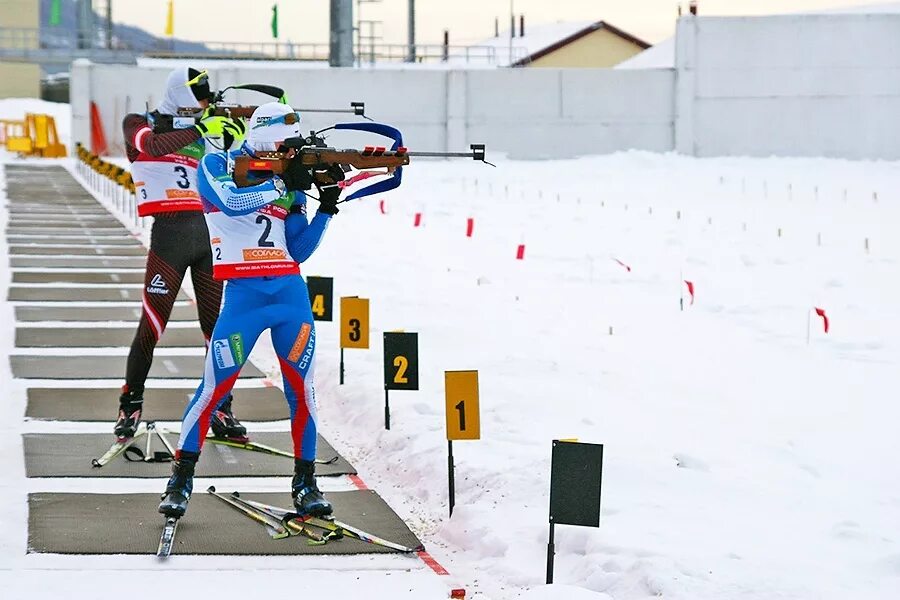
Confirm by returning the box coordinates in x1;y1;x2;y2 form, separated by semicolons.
466;217;474;237
378;199;386;214
814;307;829;333
612;258;632;272
516;244;525;260
414;212;422;227
684;280;695;305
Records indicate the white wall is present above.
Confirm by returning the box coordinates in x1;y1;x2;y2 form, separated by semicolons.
69;63;675;160
675;15;900;159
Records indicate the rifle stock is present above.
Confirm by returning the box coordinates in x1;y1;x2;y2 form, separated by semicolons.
233;148;409;188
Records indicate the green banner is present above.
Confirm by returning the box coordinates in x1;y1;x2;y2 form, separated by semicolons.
49;0;62;26
271;4;279;39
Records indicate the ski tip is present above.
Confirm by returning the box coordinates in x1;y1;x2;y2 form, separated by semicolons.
231;490;241;498
90;459;102;468
207;485;217;493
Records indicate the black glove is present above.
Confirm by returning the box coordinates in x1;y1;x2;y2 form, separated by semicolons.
317;186;340;216
280;159;314;192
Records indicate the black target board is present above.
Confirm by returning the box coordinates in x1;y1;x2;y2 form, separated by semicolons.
549;440;603;527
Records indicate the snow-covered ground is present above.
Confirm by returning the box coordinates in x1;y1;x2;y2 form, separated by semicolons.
1;102;899;599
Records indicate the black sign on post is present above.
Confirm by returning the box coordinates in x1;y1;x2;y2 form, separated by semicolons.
547;440;603;584
382;332;418;430
306;276;333;322
383;332;419;391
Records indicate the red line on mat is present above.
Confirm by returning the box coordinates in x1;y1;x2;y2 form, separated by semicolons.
346;473;450;575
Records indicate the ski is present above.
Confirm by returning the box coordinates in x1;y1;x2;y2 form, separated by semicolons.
224;491;328;544
232;493;423;553
91;423;148;467
205;436;339;464
157;516;179;558
206;486;290;540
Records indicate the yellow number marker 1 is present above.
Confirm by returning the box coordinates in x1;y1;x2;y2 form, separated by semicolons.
339;296;369;384
445;370;480;517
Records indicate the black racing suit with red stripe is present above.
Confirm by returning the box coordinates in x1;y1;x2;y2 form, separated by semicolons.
121;113;223;391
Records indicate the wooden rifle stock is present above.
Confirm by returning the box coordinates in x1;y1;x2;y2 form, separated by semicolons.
232;148;409;188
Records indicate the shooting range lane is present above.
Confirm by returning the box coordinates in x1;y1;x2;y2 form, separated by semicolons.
10;256;146;268
9;245;147;256
23;433;355;478
8;287;189;302
12;271;146;283
10;355;266;379
16;325;206;348
25;386;289;421
14;304;196;322
28;491;421;556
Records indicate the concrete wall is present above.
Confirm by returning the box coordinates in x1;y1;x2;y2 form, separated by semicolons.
70;63;675;159
675;15;900;159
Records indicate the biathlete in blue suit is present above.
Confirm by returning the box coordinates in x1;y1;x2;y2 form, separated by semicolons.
159;102;343;518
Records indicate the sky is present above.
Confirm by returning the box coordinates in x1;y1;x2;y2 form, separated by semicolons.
109;0;898;46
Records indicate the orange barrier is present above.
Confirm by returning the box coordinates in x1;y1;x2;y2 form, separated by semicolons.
90;101;108;156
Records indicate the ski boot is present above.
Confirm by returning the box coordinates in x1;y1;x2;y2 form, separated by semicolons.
114;385;143;439
158;452;199;518
210;395;247;441
292;459;333;517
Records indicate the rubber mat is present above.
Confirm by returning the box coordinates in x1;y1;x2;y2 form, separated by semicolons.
23;432;355;478
9;245;146;256
26;386;287;421
28;491;421;556
16;325;205;348
9;287;188;302
12;271;145;284
14;304;196;322
10;256;146;268
7;235;140;245
10;355;265;379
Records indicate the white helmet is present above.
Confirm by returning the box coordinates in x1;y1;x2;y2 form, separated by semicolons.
247;102;302;152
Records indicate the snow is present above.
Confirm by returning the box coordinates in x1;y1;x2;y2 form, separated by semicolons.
2;98;900;599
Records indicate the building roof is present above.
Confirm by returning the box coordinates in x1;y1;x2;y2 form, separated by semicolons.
471;20;650;67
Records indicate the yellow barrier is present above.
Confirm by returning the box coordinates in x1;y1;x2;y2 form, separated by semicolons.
3;113;66;158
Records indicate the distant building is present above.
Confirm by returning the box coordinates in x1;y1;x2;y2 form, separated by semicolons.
0;0;41;98
477;20;651;68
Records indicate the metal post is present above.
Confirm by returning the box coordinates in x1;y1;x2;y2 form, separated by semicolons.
340;347;345;384
384;389;391;430
448;440;455;516
106;1;113;50
406;0;415;63
442;30;448;62
546;522;556;583
329;0;354;67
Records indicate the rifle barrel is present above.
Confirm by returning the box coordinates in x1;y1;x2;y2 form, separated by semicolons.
406;151;479;158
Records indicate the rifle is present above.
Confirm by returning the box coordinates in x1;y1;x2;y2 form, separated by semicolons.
178;83;368;121
232;121;492;201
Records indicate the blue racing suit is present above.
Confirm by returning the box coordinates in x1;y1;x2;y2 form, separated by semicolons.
176;143;332;461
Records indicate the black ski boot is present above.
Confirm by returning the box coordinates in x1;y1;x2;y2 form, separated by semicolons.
114;385;143;439
210;395;247;440
158;452;198;518
292;459;333;517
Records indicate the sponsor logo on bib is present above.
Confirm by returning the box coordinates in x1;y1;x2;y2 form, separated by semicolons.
242;248;288;261
147;274;168;295
213;339;235;369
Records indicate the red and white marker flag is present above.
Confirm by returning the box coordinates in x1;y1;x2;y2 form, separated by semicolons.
684;280;695;305
516;244;525;260
413;212;422;227
814;307;829;333
466;217;474;237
